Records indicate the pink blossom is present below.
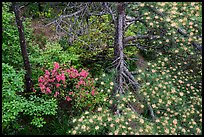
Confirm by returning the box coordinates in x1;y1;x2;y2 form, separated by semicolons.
77;80;85;86
68;68;79;78
54;92;59;97
70;67;78;73
61;73;65;82
46;87;51;94
49;78;55;82
51;69;56;76
91;90;95;96
39;83;45;91
56;83;61;88
76;85;79;89
66;69;70;73
38;76;44;83
69;92;73;95
44;74;49;79
45;70;50;75
66;96;72;102
54;62;60;70
79;69;89;78
56;75;61;82
43;81;48;86
39;83;43;87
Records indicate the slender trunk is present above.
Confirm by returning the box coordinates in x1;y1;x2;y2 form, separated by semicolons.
113;19;118;58
112;3;156;120
117;3;125;94
12;2;33;93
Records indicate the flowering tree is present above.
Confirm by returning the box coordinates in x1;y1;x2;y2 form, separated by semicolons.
43;2;202;120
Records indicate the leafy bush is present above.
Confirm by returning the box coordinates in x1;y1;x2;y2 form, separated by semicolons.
2;63;26;131
2;63;58;134
29;41;81;84
2;2;34;70
37;62;109;113
23;95;58;128
2;2;23;69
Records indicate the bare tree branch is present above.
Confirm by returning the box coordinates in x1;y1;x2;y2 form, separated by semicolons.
46;4;87;27
124;35;159;44
104;2;116;23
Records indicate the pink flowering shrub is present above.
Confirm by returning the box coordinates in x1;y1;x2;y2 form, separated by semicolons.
38;62;108;111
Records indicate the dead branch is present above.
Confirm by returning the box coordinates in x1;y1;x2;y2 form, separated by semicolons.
124;35;159;44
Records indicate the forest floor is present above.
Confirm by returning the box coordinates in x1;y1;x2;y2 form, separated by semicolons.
31;18;65;42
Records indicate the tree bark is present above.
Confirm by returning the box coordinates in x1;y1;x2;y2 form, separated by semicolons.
112;3;156;120
12;2;33;93
118;3;125;94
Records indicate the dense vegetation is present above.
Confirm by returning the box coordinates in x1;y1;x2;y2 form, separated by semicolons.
2;2;202;135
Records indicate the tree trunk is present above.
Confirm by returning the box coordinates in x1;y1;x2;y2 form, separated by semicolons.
12;2;33;93
116;3;125;94
113;16;118;58
112;3;156;120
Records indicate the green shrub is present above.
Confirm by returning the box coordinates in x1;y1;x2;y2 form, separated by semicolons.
2;63;58;134
23;95;58;128
36;62;110;114
2;2;34;70
29;41;81;85
2;2;23;69
2;63;26;131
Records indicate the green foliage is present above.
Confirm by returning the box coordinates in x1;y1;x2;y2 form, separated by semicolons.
73;14;114;52
71;14;114;75
21;3;54;19
2;2;23;69
16;109;73;135
67;106;154;135
31;117;46;128
135;51;202;135
23;95;58;126
2;2;35;70
2;63;26;130
73;73;113;112
37;7;53;18
2;63;58;133
29;42;80;84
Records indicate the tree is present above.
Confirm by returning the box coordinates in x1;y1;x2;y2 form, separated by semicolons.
33;2;202;120
12;2;33;93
